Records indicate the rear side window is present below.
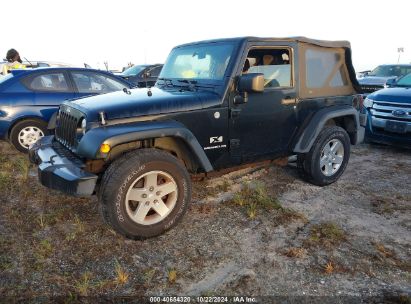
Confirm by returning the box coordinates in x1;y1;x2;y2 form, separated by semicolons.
71;72;126;93
24;73;70;92
299;43;355;98
305;49;348;88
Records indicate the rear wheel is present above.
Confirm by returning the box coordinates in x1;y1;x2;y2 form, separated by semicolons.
10;119;48;153
99;149;191;239
297;126;350;186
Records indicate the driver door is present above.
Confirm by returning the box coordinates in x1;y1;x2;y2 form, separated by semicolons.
229;43;298;163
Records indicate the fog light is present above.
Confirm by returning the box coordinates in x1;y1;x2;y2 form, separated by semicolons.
100;143;111;154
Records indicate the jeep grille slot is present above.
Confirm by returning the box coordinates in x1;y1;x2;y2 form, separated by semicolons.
55;107;84;151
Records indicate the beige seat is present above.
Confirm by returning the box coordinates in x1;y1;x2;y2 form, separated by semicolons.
263;55;274;65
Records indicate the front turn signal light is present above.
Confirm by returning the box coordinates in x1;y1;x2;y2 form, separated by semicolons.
100;143;111;154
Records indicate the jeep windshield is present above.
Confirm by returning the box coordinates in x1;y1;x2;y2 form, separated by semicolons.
158;43;234;87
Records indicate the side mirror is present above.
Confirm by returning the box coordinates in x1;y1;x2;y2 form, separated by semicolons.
385;78;396;87
238;73;264;93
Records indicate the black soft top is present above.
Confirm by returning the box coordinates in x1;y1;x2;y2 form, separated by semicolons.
177;36;351;49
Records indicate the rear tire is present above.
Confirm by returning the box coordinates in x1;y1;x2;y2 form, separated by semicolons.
10;119;48;153
297;126;350;186
99;149;191;239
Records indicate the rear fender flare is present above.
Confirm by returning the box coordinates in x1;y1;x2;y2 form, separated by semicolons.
293;105;360;153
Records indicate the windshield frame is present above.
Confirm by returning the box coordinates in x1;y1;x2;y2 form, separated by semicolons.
158;41;236;86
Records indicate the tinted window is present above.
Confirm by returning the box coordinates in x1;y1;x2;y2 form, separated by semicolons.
149;66;162;77
71;72;126;93
306;49;347;88
397;73;411;86
245;48;292;88
369;65;411;77
27;73;70;92
121;65;147;76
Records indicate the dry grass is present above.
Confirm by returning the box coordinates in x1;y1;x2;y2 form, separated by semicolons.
323;261;335;274
74;272;92;296
228;182;305;223
168;269;177;284
114;261;129;285
304;222;347;249
283;247;306;258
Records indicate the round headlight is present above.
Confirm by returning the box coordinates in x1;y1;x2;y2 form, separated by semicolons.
81;118;87;130
363;97;374;108
77;118;87;135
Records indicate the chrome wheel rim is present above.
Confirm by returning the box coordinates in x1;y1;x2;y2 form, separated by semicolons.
320;139;344;177
125;170;178;225
18;126;44;149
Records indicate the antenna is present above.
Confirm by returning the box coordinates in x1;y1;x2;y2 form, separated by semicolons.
24;57;34;68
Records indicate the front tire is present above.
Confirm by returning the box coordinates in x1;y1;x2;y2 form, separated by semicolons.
298;126;350;186
99;149;191;239
10;119;48;153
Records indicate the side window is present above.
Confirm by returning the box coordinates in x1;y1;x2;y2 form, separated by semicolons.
243;48;292;88
149;66;162;77
71;72;126;93
305;49;347;88
26;73;69;92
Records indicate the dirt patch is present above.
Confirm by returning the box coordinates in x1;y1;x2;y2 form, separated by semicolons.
0;142;410;301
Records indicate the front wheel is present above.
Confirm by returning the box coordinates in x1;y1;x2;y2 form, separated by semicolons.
99;149;192;239
297;126;350;186
10;119;48;153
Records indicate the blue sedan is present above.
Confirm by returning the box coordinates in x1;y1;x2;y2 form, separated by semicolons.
363;73;411;148
0;67;133;152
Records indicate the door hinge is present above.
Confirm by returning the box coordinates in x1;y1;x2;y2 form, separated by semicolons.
230;139;240;149
230;109;241;118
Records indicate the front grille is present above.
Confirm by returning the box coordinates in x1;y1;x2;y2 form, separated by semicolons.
361;84;384;94
370;101;411;123
55;106;84;151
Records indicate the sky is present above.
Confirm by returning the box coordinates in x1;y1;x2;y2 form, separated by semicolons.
3;0;410;72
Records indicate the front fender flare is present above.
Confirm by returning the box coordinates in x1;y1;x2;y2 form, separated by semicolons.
293;105;360;153
77;120;213;172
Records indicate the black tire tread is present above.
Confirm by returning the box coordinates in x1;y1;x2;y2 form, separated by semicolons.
99;148;191;239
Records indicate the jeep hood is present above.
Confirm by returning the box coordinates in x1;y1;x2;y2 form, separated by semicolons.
67;87;221;121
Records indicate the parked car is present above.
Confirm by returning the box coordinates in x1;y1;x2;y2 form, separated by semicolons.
117;64;163;87
0;61;76;75
0;67;133;152
29;37;364;239
358;64;411;94
362;73;411;148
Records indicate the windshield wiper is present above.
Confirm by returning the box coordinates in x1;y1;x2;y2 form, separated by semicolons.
157;77;174;87
178;79;217;90
177;79;197;91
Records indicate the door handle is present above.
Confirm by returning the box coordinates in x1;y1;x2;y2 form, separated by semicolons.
281;96;297;105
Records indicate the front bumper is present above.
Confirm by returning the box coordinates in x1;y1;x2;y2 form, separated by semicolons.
29;136;98;196
363;111;411;148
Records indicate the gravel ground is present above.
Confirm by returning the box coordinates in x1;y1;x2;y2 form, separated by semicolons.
0;142;410;303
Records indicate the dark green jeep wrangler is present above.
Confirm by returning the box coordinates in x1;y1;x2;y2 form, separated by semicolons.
29;37;365;239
